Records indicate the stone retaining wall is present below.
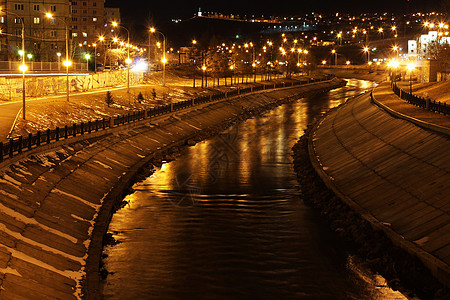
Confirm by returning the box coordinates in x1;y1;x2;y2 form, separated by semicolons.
0;71;144;101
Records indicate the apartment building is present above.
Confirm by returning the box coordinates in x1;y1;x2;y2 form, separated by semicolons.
0;0;109;62
0;0;70;61
69;0;105;47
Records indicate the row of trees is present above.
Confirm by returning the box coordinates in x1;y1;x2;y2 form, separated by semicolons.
188;37;315;85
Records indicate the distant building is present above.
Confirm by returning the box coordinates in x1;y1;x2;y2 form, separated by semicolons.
104;7;120;24
0;0;71;61
408;31;450;60
69;0;105;47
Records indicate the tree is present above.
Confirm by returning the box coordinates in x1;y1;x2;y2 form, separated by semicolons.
105;91;114;107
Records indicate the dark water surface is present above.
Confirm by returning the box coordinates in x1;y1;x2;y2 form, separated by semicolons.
102;79;407;299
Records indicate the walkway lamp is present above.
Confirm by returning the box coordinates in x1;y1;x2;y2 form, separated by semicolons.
1;8;26;119
407;63;415;94
150;27;166;86
112;22;131;93
85;53;91;71
46;13;70;101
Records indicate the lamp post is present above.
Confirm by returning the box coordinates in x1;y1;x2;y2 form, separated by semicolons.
112;22;131;93
150;27;166;86
85;53;90;71
46;13;70;101
407;63;415;94
1;9;27;119
364;46;370;63
331;49;337;65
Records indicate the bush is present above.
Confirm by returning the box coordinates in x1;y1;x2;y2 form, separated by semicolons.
105;91;114;107
137;92;144;102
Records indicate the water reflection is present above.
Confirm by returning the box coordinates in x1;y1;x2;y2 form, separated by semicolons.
102;79;405;299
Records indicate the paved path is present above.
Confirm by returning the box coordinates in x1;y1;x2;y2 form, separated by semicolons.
310;83;450;287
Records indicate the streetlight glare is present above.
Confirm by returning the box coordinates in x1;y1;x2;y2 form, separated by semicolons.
63;60;72;67
45;13;53;18
19;64;28;72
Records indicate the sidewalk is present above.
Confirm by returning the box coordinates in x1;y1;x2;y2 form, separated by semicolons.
373;82;450;133
309;83;450;288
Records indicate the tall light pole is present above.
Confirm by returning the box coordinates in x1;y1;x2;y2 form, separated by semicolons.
364;46;370;63
1;9;27;119
407;63;415;94
112;22;131;93
331;49;337;65
46;13;71;101
150;27;166;86
85;53;90;71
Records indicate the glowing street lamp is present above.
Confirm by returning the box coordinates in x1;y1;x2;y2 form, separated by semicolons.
331;49;337;65
407;63;415;94
1;8;27;118
46;12;70;101
84;53;91;71
150;27;166;86
363;46;370;63
112;22;131;93
63;59;72;101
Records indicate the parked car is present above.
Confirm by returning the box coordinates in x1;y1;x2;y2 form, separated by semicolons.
96;64;104;71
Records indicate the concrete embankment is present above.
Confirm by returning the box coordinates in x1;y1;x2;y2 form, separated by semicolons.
0;78;345;299
294;88;450;298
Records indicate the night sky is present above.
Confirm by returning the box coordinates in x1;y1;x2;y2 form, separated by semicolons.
106;0;443;27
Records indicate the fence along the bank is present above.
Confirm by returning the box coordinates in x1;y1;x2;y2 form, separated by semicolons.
0;76;333;162
392;83;449;115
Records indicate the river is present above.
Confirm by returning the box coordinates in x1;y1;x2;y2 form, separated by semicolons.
101;79;408;299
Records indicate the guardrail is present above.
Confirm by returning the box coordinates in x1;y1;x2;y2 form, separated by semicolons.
0;75;334;163
392;83;449;116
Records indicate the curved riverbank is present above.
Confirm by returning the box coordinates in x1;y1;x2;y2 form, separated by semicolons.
0;78;345;299
293;87;450;298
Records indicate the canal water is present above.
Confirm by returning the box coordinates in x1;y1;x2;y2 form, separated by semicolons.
102;79;407;299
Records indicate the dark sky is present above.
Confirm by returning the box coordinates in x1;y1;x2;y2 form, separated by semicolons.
106;0;443;27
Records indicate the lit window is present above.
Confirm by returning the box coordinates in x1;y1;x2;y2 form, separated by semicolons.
72;33;78;37
34;17;40;24
82;32;87;37
93;17;97;22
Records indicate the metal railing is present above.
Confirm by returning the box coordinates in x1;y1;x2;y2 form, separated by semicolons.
0;61;87;72
392;83;449;116
0;75;334;162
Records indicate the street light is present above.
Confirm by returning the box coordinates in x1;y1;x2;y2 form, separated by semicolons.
331;49;337;65
407;63;415;94
363;46;370;63
1;8;27;119
112;22;131;93
46;13;70;101
85;53;91;71
150;27;166;86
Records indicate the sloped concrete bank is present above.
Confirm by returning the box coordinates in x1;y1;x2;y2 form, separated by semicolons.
292;92;450;299
0;78;345;299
